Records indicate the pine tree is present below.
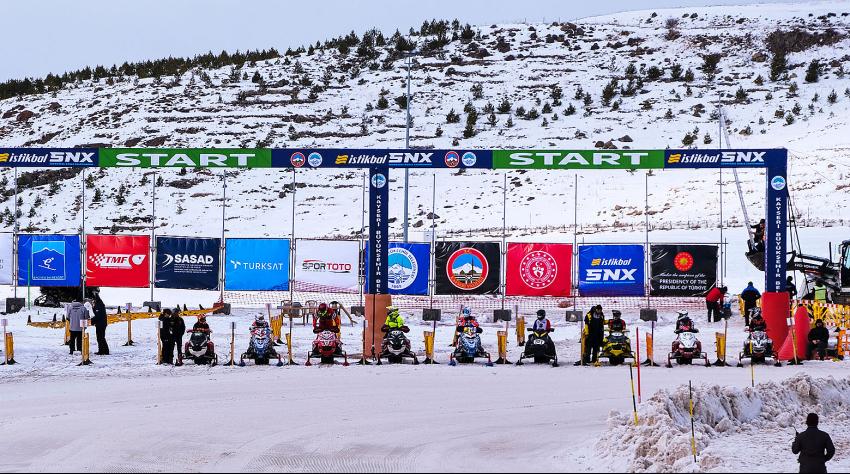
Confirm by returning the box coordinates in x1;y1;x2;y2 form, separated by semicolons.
376;95;389;109
92;188;102;202
446;108;460;123
497;97;511;114
805;60;820;83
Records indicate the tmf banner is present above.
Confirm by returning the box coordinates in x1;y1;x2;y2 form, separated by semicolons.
86;235;150;288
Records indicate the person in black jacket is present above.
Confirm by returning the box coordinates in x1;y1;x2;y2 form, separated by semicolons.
91;289;109;355
792;413;835;473
740;282;761;326
577;305;605;364
173;308;186;364
158;308;175;364
787;276;798;300
807;320;830;361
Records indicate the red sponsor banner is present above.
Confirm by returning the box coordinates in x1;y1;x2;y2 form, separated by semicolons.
86;235;150;287
506;243;572;296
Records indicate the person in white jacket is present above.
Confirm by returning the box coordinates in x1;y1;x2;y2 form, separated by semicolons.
65;297;91;354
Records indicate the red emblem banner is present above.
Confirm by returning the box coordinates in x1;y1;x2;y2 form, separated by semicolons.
506;243;572;296
86;235;150;288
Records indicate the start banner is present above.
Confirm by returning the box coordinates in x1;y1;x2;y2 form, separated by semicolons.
155;237;221;290
18;234;82;287
86;235;150;288
294;239;360;292
649;244;718;296
505;243;572;297
435;242;501;295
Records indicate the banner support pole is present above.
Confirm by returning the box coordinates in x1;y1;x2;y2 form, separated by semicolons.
12;167;18;298
359;172;366;307
429;173;436;309
572;173;578;308
81;167;86;301
501;172;507;311
150;170;157;303
218;170;226;303
289;169;296;305
645;171;650;307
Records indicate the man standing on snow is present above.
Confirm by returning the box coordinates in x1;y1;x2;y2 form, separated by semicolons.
91;289;109;355
792;413;835;473
740;282;761;327
65;297;91;355
576;305;605;364
705;286;727;323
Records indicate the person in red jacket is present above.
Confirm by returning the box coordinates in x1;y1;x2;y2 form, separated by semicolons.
607;310;626;332
705;286;728;322
313;303;340;334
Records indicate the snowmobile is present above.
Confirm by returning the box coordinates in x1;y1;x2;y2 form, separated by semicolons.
240;326;283;366
666;331;710;368
737;330;781;367
597;330;635;366
306;330;349;366
376;327;419;365
449;326;493;366
183;330;218;366
516;328;559;367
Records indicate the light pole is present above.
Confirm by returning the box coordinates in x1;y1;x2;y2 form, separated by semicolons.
402;50;417;242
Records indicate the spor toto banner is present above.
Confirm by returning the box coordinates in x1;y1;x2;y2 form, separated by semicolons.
99;148;272;168
578;244;645;296
435;242;500;295
650;244;718;297
294;239;360;292
18;234;81;287
155;237;220;290
224;238;290;291
86;235;150;288
0;233;13;284
506;243;572;296
492;150;664;169
365;242;430;295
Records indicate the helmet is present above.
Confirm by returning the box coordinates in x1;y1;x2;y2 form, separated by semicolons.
199;316;207;323
536;309;546;320
387;306;399;319
677;310;689;320
318;303;328;316
612;310;622;319
750;307;763;320
462;307;472;318
255;314;265;322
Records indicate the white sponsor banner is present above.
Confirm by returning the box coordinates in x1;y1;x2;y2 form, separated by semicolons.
294;239;360;292
0;233;13;285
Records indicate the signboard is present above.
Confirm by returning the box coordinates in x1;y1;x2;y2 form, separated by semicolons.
0;148;98;167
663;149;782;168
577;244;644;296
505;242;572;296
765;162;788;291
273;149;492;169
649;244;718;296
86;235;150;288
365;242;430;295
224;238;290;291
294;239;360;292
155;237;220;290
17;234;81;286
99;148;272;168
493;150;664;169
0;233;13;285
435;242;501;295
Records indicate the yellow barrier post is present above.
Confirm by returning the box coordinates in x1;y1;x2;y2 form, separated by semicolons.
79;320;92;366
64;319;70;346
629;364;638;425
516;316;526;346
836;329;846;360
495;330;510;364
688;380;698;463
423;330;436;364
3;333;16;365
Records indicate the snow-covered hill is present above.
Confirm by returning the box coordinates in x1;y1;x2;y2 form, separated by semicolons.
1;1;849;241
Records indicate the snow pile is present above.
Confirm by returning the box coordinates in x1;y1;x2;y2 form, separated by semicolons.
597;374;850;472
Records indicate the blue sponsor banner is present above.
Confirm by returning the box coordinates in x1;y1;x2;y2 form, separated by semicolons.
0;148;98;167
224;238;290;291
155;236;220;290
18;234;81;286
664;149;786;168
578;244;645;296
368;167;389;294
272;149;492;169
765;162;788;292
365;242;430;295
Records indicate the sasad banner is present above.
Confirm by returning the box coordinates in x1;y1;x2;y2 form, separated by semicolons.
577;244;645;297
365;242;430;295
0;233;13;284
18;234;81;287
155;237;220;290
86;235;150;288
505;243;572;297
294;239;360;292
224;238;290;291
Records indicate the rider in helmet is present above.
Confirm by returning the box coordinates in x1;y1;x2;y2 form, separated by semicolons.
382;306;409;333
748;308;767;332
674;311;698;334
313;302;340;334
193;315;210;332
531;309;552;334
456;307;482;333
607;310;626;332
250;314;269;331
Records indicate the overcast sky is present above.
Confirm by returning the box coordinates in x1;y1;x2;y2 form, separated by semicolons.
0;0;791;81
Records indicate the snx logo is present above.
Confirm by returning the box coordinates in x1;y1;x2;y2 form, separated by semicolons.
586;269;636;281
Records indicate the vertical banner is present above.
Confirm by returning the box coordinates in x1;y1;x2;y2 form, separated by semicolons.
364;242;431;295
155;237;220;290
577;244;645;296
85;235;150;288
294;239;360;292
765;163;788;292
505;242;572;296
0;233;13;285
649;244;718;296
17;234;81;287
435;242;501;295
224;238;290;291
368;166;389;294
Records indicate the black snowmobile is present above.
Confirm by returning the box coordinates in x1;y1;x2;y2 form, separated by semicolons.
182;330;218;366
516;328;559;367
376;327;419;365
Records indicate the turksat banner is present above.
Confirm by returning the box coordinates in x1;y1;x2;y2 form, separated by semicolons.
100;149;272;168
224;238;290;291
493;150;664;169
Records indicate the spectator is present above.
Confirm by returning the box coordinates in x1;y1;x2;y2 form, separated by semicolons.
158;308;175;364
576;305;605;365
787;276;798;300
173;308;186;364
740;282;762;326
814;281;829;304
91;289;109;355
705;286;728;323
807;319;830;361
65;297;90;355
792;413;835;473
751;219;766;252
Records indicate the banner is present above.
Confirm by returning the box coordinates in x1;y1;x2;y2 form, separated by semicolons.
99;148;271;168
224;238;290;291
765;161;789;291
649;244;718;296
505;243;572;296
664;149;782;168
17;234;81;286
578;244;644;296
86;235;150;288
0;148;98;167
273;149;492;169
365;242;430;295
155;237;220;290
0;233;13;284
294;239;360;292
435;242;500;295
493;150;664;169
368;167;389;294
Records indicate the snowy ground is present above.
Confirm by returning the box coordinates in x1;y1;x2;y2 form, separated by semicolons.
1;303;848;472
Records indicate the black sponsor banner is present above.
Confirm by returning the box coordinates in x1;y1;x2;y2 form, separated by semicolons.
155;236;221;290
435;242;500;295
650;244;718;297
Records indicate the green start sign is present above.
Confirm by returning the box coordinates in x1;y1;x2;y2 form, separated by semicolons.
492;150;665;169
99;148;272;168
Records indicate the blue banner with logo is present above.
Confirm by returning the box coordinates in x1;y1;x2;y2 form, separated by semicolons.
664;149;785;168
155;236;220;290
224;238;290;291
0;148;98;167
578;244;645;296
273;149;492;169
17;234;81;286
365;242;430;295
765;162;788;292
368;167;389;294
